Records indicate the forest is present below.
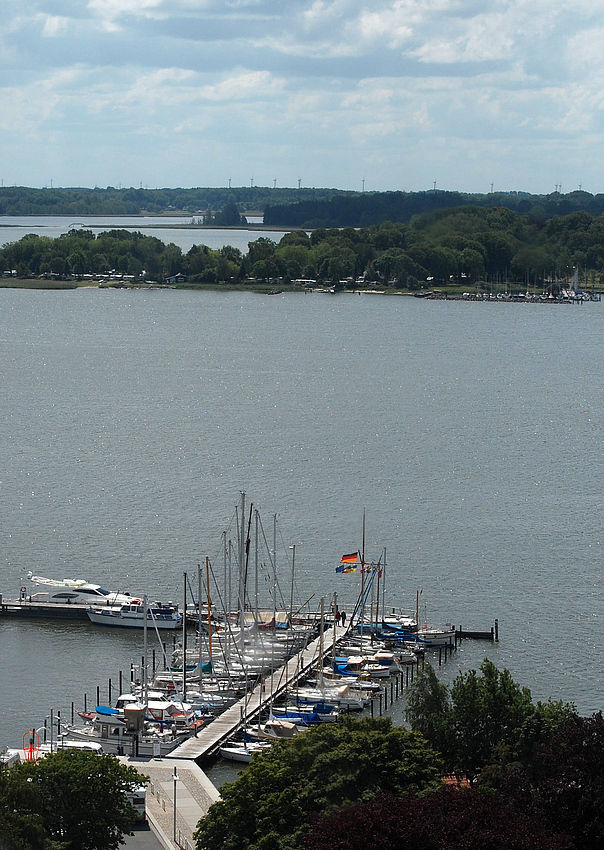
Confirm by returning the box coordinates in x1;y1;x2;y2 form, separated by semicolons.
3;185;604;227
2;204;604;292
0;186;348;217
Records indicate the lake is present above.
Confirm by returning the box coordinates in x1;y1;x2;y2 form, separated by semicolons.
1;288;602;748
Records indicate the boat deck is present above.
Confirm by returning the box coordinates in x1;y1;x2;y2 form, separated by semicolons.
167;624;348;761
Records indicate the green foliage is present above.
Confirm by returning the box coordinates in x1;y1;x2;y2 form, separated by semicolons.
305;788;573;850
0;750;146;850
406;660;574;781
3;203;604;288
193;717;443;850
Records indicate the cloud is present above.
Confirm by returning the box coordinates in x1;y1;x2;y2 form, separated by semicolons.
1;0;604;191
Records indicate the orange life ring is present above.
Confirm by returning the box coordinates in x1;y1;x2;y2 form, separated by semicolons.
22;729;40;760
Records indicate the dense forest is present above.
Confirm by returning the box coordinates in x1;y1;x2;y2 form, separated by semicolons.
264;188;604;228
2;185;604;228
2;204;604;291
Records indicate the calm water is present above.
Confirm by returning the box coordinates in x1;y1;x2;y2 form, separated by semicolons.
1;289;603;747
0;215;281;254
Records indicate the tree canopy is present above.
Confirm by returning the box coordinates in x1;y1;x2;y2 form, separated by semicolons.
0;750;147;850
4;203;604;289
406;659;574;780
304;787;573;850
193;716;443;850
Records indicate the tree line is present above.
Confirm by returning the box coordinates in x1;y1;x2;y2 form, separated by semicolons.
0;186;347;217
264;189;604;228
2;185;604;227
2;204;604;289
2;662;603;850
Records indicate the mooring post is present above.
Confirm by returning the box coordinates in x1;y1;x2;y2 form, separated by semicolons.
108;678;112;705
495;619;499;641
84;693;87;712
96;686;100;706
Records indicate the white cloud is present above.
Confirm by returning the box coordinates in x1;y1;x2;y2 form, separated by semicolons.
41;15;70;37
1;0;604;191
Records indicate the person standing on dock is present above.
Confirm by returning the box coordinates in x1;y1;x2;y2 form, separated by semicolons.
340;610;346;626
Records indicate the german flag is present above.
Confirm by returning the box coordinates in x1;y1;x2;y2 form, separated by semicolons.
340;552;358;563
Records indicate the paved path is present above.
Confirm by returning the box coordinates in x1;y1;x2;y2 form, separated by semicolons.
119;756;220;850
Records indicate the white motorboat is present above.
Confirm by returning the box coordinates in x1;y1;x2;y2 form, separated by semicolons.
219;740;272;763
62;704;193;756
25;572;139;606
415;625;455;646
86;601;182;629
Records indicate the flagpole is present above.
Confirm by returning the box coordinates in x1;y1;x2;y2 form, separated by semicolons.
360;509;366;643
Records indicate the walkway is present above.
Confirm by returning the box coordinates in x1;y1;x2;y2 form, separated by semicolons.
119;756;220;850
169;623;347;760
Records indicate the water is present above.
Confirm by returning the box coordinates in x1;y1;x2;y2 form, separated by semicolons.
1;289;603;747
0;215;283;254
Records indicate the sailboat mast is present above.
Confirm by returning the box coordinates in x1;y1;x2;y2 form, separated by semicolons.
143;594;148;707
360;509;366;640
183;571;187;701
237;492;245;627
206;556;213;663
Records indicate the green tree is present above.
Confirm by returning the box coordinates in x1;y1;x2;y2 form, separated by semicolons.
405;662;450;755
407;660;573;782
194;717;443;850
305;788;573;850
448;660;535;778
214;204;244;226
0;750;146;850
67;250;87;277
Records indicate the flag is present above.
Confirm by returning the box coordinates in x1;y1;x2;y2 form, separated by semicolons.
340;552;358;563
335;564;357;573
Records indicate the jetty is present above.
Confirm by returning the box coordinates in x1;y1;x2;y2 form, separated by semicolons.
168;623;347;761
0;597;91;621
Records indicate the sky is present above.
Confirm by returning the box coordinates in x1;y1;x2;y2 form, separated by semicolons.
2;0;603;195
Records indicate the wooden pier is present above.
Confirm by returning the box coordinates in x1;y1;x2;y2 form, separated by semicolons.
168;624;348;761
0;598;91;621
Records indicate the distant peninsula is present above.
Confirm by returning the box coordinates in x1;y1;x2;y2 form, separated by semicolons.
2;185;604;229
1;204;603;298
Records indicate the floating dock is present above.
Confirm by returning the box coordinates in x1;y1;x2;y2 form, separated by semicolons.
0;598;91;621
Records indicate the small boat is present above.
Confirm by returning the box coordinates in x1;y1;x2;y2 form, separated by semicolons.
245;718;300;741
86;601;182;630
219;740;272;763
77;710;95;721
414;625;455;647
62;703;193;756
